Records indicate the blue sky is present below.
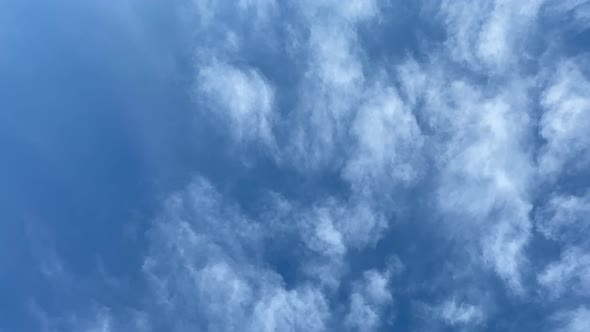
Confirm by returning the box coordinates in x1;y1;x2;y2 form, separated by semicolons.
1;0;590;331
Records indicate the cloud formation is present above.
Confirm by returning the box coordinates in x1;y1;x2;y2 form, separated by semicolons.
17;1;590;331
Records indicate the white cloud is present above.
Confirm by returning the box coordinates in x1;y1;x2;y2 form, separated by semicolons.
295;198;388;289
436;299;485;327
423;78;535;291
286;0;381;170
289;26;365;168
345;269;393;331
536;192;590;298
538;247;590;298
304;199;388;251
439;0;543;72
536;192;590;243
539;60;590;175
309;212;347;257
299;207;348;289
251;286;329;332
197;63;276;146
553;306;590;332
343;86;424;192
335;200;388;249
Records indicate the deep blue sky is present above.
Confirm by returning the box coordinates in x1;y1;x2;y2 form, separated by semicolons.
1;1;590;331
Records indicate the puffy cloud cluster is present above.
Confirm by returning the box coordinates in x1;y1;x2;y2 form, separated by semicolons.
142;178;331;332
140;177;397;331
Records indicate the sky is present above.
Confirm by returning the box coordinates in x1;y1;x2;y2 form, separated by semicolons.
1;0;590;331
